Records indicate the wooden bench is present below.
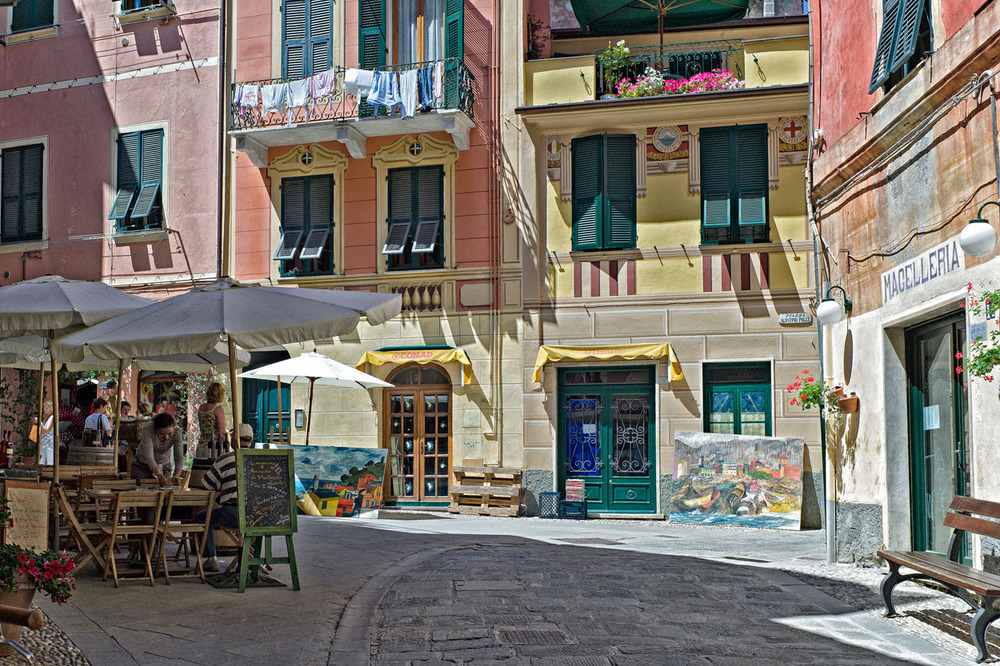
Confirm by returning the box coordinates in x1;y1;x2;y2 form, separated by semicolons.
878;496;1000;663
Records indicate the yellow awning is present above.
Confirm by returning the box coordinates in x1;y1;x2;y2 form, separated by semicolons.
532;343;684;383
357;348;474;385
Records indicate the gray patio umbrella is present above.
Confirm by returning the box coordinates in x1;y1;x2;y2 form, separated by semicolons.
54;277;402;435
0;276;152;485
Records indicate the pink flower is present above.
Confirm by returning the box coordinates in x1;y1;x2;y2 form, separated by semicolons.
956;366;963;375
955;351;963;360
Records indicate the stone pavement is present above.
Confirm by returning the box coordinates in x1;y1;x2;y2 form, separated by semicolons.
33;513;979;665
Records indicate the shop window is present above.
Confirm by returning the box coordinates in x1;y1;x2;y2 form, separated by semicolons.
109;129;164;232
276;174;334;276
571;133;637;251
700;125;768;245
282;0;333;78
1;144;44;244
10;0;54;33
869;0;931;94
703;362;771;436
383;165;444;271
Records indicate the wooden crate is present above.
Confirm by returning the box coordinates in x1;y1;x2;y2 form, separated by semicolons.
448;466;523;517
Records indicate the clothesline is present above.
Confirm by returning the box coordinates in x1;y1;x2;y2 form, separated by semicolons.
235;63;446;124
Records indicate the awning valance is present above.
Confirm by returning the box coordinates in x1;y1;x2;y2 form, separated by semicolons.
357;346;473;385
532;343;684;383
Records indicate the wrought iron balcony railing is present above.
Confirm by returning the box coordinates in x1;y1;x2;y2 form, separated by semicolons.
594;40;744;98
231;58;474;131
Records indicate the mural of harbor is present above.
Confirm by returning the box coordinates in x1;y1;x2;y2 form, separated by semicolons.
279;445;387;517
671;432;805;530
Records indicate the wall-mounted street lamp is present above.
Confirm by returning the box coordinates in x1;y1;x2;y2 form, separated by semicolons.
817;285;853;326
960;201;1000;257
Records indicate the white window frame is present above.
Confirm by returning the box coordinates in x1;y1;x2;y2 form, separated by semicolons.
0;135;49;254
3;0;59;43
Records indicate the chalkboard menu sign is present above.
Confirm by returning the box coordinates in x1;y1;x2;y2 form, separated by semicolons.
236;449;297;536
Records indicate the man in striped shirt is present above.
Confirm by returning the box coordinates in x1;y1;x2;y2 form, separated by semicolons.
194;423;255;572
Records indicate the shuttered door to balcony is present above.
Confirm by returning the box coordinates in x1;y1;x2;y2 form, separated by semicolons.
309;0;333;74
571;135;603;251
358;0;386;117
604;134;637;250
443;0;464;109
283;0;307;79
1;144;44;243
735;126;768;242
283;0;333;78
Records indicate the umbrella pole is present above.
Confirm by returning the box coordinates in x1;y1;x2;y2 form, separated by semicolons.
275;375;283;445
112;359;124;463
305;377;315;448
228;336;239;444
49;348;60;551
36;362;45;464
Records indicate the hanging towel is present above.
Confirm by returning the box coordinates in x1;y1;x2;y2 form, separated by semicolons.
433;61;445;105
286;78;311;123
261;83;287;114
343;68;374;97
241;84;259;109
367;71;401;111
309;69;338;100
418;66;434;111
399;69;418;119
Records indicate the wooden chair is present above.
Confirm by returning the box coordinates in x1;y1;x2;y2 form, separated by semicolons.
72;473;120;521
55;486;107;573
87;479;138;522
155;490;216;583
99;491;164;587
138;479;160;489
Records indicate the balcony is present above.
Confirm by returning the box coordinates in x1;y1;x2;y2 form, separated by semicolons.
593;41;744;98
230;58;475;167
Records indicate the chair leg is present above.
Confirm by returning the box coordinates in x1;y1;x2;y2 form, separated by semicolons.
141;536;155;587
971;596;1000;663
160;534;170;585
879;562;903;618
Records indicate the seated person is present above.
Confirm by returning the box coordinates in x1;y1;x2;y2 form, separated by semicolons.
132;412;184;487
82;398;113;445
195;423;255;572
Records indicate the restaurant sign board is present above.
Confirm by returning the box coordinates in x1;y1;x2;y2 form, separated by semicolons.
881;236;964;305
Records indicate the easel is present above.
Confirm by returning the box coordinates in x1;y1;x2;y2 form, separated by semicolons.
238;534;299;593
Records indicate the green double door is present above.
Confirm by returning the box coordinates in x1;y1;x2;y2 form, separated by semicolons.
558;367;656;514
242;378;290;444
906;313;969;556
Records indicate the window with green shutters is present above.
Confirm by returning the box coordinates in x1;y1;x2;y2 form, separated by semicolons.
700;125;768;245
869;0;931;94
571;133;637;252
703;363;772;437
383;166;444;271
1;144;44;244
109;129;164;232
282;0;333;79
11;0;54;33
277;175;334;277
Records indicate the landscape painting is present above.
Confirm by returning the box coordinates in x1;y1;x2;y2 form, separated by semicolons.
671;432;805;530
280;445;387;517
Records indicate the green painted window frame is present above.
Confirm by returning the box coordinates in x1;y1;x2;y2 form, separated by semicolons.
571;133;637;252
869;0;931;93
278;174;335;277
699;124;769;245
0;144;44;244
110;129;164;232
385;165;445;272
11;0;54;33
703;363;772;436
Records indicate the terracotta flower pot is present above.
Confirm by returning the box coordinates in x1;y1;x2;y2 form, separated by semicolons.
0;572;36;655
838;395;860;414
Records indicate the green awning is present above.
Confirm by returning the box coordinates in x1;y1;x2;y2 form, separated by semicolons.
570;0;750;35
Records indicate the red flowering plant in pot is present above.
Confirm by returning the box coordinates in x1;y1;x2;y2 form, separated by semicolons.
786;370;844;419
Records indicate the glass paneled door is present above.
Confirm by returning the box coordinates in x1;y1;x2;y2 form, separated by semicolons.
906;313;969;556
558;367;656;514
385;365;451;503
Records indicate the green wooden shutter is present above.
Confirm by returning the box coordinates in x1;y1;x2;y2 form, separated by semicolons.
35;0;53;29
443;0;464;108
132;130;163;220
412;166;443;256
889;0;927;72
385;169;414;260
19;145;43;241
571;135;603;251
869;0;902;93
603;134;636;249
735;125;768;242
358;0;386;69
12;0;53;33
700;128;732;244
1;149;23;243
283;0;307;79
118;133;140;189
309;0;333;74
278;178;307;270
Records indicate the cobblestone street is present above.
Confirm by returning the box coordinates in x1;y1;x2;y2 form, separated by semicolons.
33;513;982;665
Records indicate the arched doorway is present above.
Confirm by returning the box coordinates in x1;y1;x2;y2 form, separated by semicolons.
384;364;452;503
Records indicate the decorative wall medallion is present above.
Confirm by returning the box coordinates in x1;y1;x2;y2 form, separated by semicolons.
652;125;683;154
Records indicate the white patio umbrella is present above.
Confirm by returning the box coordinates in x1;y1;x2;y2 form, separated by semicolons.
238;351;392;447
54;277;402;435
0;276;153;486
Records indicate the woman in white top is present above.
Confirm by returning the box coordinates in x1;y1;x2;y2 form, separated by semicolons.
83;398;113;444
39;404;55;465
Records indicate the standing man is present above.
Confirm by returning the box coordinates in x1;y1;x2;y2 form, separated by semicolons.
195;423;255;572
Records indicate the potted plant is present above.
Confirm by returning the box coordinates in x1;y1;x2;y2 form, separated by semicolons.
597;39;631;94
0;497;75;654
526;14;550;60
837;392;860;414
786;370;844;419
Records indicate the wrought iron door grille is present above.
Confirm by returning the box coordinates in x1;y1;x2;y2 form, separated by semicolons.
611;396;651;475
